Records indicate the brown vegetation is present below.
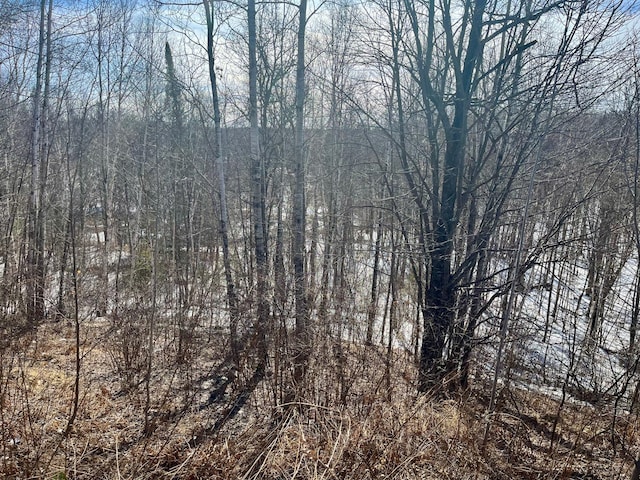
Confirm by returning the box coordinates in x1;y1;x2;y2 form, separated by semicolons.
1;319;637;479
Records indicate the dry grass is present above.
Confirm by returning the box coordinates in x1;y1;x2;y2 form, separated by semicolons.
1;319;638;479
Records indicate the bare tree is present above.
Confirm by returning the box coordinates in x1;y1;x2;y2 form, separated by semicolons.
249;0;269;383
26;0;52;325
378;0;627;392
203;0;239;361
291;0;309;393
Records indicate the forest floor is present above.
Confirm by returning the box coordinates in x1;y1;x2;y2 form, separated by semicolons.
1;317;639;479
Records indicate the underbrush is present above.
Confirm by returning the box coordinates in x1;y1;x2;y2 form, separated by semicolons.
0;319;638;479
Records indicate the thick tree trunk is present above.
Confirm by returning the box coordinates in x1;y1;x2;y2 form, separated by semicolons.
631;457;640;480
419;254;455;391
417;0;486;393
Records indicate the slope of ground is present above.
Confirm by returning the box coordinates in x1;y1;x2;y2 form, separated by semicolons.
1;317;638;479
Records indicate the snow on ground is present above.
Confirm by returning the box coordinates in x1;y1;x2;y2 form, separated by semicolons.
475;253;640;408
9;209;639;409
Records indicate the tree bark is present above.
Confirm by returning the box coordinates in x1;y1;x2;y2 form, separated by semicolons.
26;0;52;325
204;0;239;363
631;456;640;480
291;0;309;391
417;0;487;392
248;0;269;373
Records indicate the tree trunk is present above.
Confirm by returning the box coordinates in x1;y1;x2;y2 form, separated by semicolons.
291;0;309;391
414;0;487;392
204;0;239;362
248;0;269;373
631;456;640;480
366;208;383;346
26;0;52;325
